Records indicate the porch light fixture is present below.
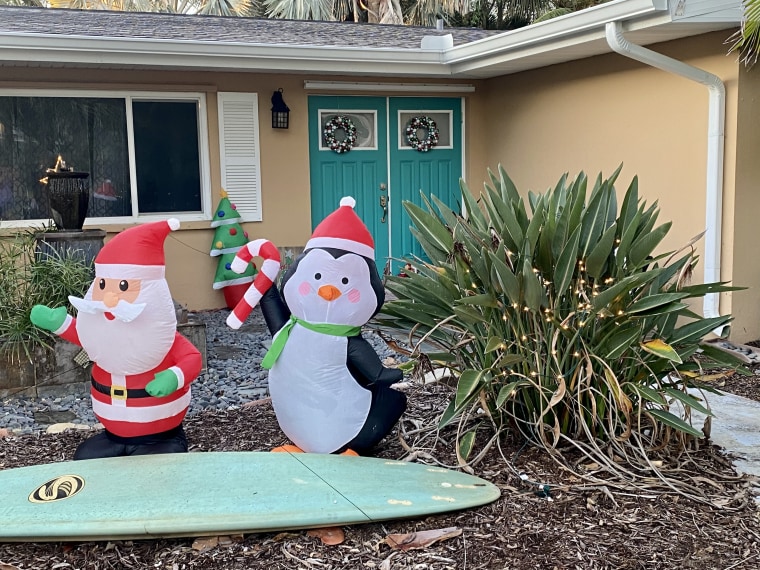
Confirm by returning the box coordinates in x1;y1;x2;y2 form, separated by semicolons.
271;88;290;129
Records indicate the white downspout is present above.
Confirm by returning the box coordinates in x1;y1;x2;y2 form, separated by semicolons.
605;21;726;334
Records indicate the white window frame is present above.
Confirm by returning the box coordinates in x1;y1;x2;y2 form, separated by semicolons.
0;88;212;228
397;109;454;150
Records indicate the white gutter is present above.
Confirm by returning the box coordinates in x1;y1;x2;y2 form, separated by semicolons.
445;0;667;65
605;21;726;332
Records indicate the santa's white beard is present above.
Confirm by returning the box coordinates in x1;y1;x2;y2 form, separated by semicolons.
75;279;177;375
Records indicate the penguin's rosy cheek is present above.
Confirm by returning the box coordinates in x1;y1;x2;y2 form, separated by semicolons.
298;281;312;296
347;288;361;303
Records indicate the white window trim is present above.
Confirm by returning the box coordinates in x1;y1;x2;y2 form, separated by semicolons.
397;109;454;150
0;88;212;229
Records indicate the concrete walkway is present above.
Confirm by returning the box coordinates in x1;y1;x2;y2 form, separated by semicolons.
692;390;760;479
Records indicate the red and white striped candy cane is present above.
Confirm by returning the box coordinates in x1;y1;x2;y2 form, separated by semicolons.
226;239;281;330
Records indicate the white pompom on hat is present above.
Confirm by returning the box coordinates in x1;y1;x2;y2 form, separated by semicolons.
95;218;180;280
305;197;374;259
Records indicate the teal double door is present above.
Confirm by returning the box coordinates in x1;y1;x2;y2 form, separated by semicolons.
308;96;463;275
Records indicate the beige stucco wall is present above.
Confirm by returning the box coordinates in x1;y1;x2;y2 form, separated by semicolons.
0;68;483;310
5;31;757;340
478;31;758;341
730;62;760;340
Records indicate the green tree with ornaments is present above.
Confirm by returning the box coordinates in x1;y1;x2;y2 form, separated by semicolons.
210;190;257;309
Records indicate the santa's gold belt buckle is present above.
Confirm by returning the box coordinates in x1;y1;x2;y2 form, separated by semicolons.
110;385;127;400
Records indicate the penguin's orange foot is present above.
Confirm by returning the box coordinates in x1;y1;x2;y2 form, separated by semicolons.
340;449;359;456
272;444;304;453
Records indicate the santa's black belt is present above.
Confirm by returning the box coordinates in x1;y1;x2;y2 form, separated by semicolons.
91;379;150;400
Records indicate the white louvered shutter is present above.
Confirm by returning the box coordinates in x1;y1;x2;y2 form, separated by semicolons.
218;92;262;221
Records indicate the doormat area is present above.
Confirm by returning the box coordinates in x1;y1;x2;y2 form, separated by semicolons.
703;338;760;364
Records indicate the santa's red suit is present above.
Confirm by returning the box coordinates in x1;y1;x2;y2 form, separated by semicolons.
56;317;201;438
31;218;203;458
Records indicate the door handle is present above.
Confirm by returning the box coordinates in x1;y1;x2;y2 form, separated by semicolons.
379;195;387;224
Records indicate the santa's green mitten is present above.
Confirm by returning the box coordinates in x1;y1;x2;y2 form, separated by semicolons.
146;369;179;397
30;305;68;332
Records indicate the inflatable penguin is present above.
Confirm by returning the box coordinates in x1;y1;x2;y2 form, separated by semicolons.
227;197;407;455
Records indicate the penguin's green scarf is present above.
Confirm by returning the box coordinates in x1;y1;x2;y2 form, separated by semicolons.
261;315;361;370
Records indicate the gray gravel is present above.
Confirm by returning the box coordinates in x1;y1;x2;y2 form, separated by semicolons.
0;308;407;435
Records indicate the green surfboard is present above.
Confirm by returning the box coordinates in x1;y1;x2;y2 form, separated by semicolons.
0;452;500;542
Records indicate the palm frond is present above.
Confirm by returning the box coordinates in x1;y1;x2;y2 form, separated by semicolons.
263;0;335;20
728;0;760;68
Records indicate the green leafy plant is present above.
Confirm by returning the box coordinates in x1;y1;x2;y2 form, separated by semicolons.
379;165;743;478
0;228;93;363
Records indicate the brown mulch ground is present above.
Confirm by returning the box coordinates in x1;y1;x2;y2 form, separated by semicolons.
2;377;760;569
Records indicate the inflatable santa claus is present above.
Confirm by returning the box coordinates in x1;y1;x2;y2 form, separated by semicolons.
30;219;202;460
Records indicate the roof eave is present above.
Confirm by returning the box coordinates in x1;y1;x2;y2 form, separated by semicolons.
444;0;740;78
444;0;668;69
0;34;452;76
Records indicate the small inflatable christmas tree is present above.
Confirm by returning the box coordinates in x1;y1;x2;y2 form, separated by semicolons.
210;191;257;309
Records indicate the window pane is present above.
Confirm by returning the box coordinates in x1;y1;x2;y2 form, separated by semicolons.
399;111;452;149
0;97;130;222
133;101;201;214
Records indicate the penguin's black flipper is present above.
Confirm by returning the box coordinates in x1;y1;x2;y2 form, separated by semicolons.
346;335;403;388
259;286;291;336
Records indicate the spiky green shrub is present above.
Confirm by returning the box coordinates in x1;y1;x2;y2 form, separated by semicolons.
379;166;743;465
0;229;92;363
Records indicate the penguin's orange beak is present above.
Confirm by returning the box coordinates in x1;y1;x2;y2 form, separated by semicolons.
317;284;342;301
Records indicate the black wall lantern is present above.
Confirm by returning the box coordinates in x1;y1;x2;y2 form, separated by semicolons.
271;88;290;129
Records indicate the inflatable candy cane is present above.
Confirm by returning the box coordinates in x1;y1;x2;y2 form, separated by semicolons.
226;239;281;329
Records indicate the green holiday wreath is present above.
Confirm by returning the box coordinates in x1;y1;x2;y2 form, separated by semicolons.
323;115;358;154
405;116;439;152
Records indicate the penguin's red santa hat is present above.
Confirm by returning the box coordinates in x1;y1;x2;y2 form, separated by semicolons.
95;218;180;281
306;196;374;259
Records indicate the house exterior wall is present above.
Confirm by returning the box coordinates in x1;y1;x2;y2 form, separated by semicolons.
3;30;755;340
0;68;484;311
731;62;760;340
479;31;758;341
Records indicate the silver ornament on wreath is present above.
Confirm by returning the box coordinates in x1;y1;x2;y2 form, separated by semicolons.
405;116;439;152
323;115;358;154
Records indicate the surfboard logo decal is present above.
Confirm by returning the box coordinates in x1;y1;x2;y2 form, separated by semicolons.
28;475;85;503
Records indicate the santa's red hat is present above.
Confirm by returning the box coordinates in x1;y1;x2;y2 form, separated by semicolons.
95;218;180;280
94;179;118;201
306;197;374;259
